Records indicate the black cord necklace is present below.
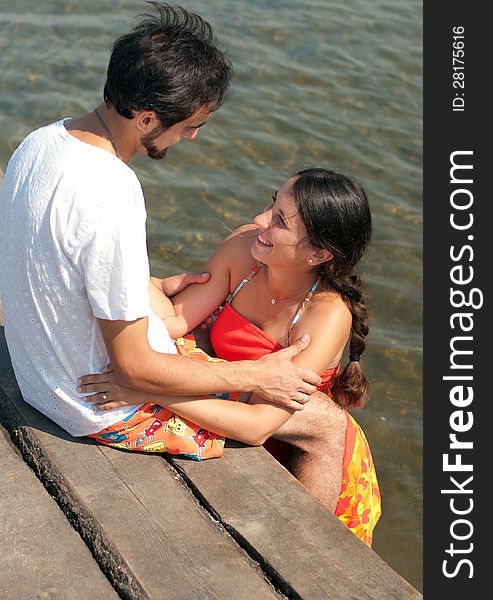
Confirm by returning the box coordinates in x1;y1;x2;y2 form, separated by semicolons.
94;108;119;158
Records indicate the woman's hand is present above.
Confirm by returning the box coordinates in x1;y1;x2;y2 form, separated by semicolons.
77;371;148;411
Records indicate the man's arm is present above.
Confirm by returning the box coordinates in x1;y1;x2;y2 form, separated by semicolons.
97;317;321;411
91;388;294;447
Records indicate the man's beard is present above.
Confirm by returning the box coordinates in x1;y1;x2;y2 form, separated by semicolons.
140;127;168;161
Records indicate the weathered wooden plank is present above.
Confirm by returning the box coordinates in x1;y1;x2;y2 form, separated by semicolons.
0;328;281;600
171;444;423;600
0;427;118;600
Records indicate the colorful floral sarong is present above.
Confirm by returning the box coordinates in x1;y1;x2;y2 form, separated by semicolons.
88;335;238;460
334;412;382;546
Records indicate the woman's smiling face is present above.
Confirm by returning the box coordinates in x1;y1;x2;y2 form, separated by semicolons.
251;178;313;268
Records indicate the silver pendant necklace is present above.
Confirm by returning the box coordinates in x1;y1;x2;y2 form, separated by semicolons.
94;108;119;158
263;268;309;305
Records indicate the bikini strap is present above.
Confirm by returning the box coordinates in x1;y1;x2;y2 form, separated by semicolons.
286;276;321;343
230;262;264;302
230;264;320;344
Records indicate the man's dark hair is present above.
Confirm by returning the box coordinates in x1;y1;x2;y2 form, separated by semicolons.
103;2;232;128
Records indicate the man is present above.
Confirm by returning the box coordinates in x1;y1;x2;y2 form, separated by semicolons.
0;3;320;443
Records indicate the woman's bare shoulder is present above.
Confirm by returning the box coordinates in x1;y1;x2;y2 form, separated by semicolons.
210;224;257;262
289;289;352;371
223;223;259;243
206;224;258;288
298;289;352;341
312;289;351;317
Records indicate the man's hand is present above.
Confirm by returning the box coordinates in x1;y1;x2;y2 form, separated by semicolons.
157;271;211;298
78;370;147;411
252;334;322;411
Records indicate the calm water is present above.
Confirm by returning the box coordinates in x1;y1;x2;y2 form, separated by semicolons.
0;0;422;590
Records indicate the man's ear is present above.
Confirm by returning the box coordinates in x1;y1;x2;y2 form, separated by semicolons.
133;111;159;133
308;248;333;266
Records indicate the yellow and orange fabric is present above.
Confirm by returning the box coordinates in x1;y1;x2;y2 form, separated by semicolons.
88;335;237;460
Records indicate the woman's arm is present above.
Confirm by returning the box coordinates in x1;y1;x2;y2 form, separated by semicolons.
171;230;254;333
288;292;352;373
147;227;255;338
147;278;192;339
164;394;293;446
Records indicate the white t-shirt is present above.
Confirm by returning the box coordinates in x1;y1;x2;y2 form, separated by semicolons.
0;119;177;436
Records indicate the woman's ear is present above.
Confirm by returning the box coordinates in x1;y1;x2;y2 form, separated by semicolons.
308;248;333;266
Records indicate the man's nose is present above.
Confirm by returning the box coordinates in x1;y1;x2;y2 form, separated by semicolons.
186;128;199;141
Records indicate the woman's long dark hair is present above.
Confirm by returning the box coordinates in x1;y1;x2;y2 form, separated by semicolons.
292;168;372;409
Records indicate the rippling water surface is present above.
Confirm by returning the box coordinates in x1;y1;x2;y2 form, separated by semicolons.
0;0;422;590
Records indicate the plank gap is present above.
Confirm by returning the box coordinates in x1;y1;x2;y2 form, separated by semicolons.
167;455;301;600
0;411;149;600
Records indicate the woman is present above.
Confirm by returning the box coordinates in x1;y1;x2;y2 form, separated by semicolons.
79;167;381;545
